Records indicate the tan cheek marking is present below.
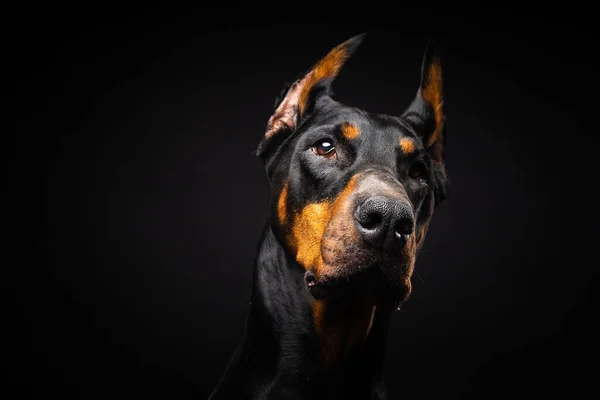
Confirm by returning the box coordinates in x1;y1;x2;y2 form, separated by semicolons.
421;58;444;147
291;202;331;272
277;183;289;226
289;175;359;276
304;175;367;365
402;233;417;273
400;137;415;154
340;122;360;140
313;175;358;277
397;234;417;303
284;175;362;365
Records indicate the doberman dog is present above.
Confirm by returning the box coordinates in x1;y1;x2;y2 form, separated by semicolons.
209;34;450;400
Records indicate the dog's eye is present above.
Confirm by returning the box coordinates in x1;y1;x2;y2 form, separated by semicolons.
409;162;426;180
312;139;336;159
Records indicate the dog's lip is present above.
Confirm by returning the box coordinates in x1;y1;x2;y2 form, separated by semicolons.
304;270;346;300
305;266;409;303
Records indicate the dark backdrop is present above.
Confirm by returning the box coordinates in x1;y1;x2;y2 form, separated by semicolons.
11;17;598;399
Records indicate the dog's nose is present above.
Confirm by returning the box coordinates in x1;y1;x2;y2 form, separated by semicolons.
355;196;414;250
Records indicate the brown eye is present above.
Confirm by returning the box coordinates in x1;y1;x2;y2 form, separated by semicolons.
409;162;426;180
312;139;336;159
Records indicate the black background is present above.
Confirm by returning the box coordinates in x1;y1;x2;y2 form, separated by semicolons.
10;15;598;399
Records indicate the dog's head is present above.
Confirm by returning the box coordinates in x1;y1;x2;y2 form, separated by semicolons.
257;35;450;304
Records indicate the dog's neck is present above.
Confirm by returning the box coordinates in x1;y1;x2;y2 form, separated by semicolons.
219;224;394;398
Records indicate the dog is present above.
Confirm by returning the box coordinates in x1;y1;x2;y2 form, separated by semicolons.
208;34;450;400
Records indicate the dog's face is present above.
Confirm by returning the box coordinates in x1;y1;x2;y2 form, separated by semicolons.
257;35;450;304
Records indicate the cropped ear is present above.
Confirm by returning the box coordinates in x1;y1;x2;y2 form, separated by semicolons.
256;34;365;160
402;38;450;205
401;38;445;164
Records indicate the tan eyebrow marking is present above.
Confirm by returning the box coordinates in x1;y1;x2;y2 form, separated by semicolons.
400;137;415;154
340;122;360;140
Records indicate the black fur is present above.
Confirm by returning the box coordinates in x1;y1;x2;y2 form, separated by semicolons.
209;36;450;400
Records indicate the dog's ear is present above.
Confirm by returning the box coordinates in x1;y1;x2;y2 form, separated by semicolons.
401;38;445;164
256;34;365;160
402;38;450;205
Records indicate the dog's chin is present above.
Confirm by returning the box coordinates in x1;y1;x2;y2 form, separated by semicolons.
305;262;412;305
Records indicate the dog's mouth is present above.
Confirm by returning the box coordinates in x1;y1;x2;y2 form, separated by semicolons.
304;264;412;305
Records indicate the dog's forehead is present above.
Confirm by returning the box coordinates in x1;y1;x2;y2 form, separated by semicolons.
309;102;420;147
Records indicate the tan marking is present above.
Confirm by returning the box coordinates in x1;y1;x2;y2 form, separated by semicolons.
421;56;444;148
316;177;360;279
343;297;377;355
392;233;417;305
400;137;415;154
297;38;356;116
404;233;417;271
277;182;288;226
291;202;330;271
286;175;367;364
289;175;358;277
312;296;376;366
287;173;420;365
340;122;360;140
417;223;428;247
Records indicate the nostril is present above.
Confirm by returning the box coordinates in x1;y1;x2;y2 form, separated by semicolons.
393;216;414;244
358;210;382;230
395;219;414;236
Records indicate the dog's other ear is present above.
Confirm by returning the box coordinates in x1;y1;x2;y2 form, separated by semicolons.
402;38;445;164
256;34;365;160
402;38;450;205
